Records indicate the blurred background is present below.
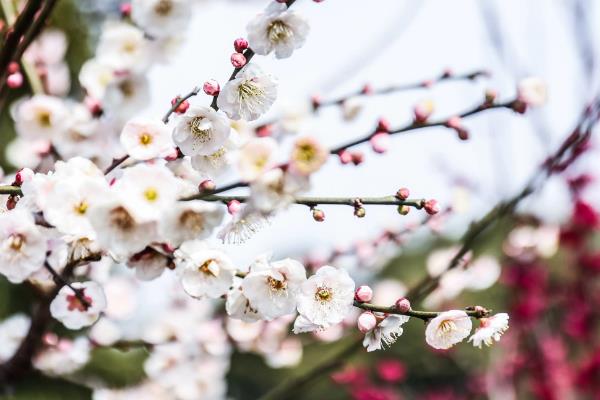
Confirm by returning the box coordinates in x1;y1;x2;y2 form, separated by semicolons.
1;0;600;399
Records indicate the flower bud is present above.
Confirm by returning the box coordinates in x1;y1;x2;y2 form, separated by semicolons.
170;97;189;114
6;195;17;210
312;208;325;222
256;124;273;137
84;96;103;117
120;2;132;17
338;150;352;165
370;132;390;154
14;168;33;185
351;151;364;166
395;297;411;313
7;62;19;74
376;117;391;133
484;89;497;105
397;205;410;215
199;179;216;192
234;38;249;53
423;199;440;215
230;53;247;68
355;285;373;302
227;200;242;215
357;311;377;333
361;83;373;95
203;79;220;96
354;207;366;218
446;116;462;130
396;187;410;200
6;72;23;89
311;94;322;111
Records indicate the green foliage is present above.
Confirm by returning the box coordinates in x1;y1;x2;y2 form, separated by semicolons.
78;347;148;388
0;374;92;400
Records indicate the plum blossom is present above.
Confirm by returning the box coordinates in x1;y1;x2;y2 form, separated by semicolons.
120;117;174;160
0;209;48;283
96;22;151;73
295;266;355;331
218;207;270;244
237;137;278;182
159;200;225;247
425;310;472;350
50;281;107;330
242;258;307;320
190;132;239;178
13;94;68;140
33;337;91;376
173;106;231;156
102;74;151;120
468;313;509;348
217;64;278;121
249;168;309;213
226;280;262;322
131;0;192;38
175;240;236;299
247;2;310;59
363;315;410;352
517;77;547;107
127;247;172;281
0;314;31;362
289;136;329;176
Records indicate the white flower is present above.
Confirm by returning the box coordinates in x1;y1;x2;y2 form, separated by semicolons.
217;64;278;121
237;137;278;182
292;314;323;334
88;198;158;259
53;103;101;159
249;168;309;213
226;281;262;322
425;310;472;350
102;73;151;120
132;0;192;38
469;313;509;348
362;315;410;352
175;240;236;299
247;2;310;59
295;265;355;330
127;247;171;281
50;281;107;330
120;117;173;161
242;258;306;320
33;337;91;376
0;314;31;362
159;200;225;247
79;59;116;100
289;136;328;176
96;22;151;73
112;163;181;223
217;206;270;244
173;106;231;156
517;77;547;107
0;209;48;283
13;94;68;140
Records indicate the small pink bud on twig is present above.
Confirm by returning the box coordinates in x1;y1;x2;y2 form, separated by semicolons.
370;132;390;154
227;200;242;215
8;62;19;74
354;207;366;218
395;297;411;313
338;150;352;164
311;94;322;111
397;205;410;215
446;116;462;130
203;79;220;96
312;208;325;222
396;187;410;200
170;97;189;114
7;72;23;89
234;38;249;53
357;311;377;333
355;285;373;302
351;151;364;166
361;83;373;95
256;124;273;137
423;199;440;215
230;53;247;68
14;168;33;185
376;117;391;133
6;196;17;210
120;3;132;17
199;179;216;192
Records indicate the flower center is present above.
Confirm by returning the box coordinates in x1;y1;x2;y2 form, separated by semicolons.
74;201;88;215
439;319;457;334
198;259;217;276
119;80;135;97
315;286;333;302
123;41;137;54
8;233;25;251
110;206;135;231
66;290;93;312
154;0;173;16
139;133;152;145
238;80;266;103
267;276;287;291
144;188;158;202
37;110;52;127
179;210;205;231
295;143;316;163
268;20;293;43
190;117;213;143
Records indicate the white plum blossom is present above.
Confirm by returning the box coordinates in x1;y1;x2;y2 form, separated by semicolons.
96;22;151;73
218;207;270;244
175;240;236;299
79;59;116;100
0;209;48;283
237;137;278;182
217;64;278;121
132;0;192;38
226;281;262;322
289;136;329;176
127;247;171;281
249;168;309;213
517;77;547;107
13;94;68;140
112;163;181;223
242;258;307;320
120;117;174;160
363;315;410;352
469;313;509;348
0;314;31;362
295;266;355;331
102;73;151;120
173;106;231;156
425;310;472;350
50;281;107;330
159;200;225;247
247;2;310;59
33;337;91;376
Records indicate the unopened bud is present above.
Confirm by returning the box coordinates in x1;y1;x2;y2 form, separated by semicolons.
376;117;391;133
227;200;242;215
199;180;216;192
312;208;325;222
395;297;411;313
395;187;409;200
357;311;377;333
354;207;366;218
370;132;390;154
338;150;352;165
355;285;373;302
423;199;440;215
230;53;247;68
170;97;189;114
120;2;132;17
234;37;249;53
6;72;23;89
14;168;33;185
203;79;220;96
351;151;364;166
397;205;410;215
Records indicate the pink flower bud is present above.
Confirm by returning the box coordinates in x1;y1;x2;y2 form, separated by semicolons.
6;72;23;89
351;151;364;166
84;96;103;117
311;94;322;110
7;62;19;74
376;117;391;133
357;311;377;333
442;68;453;78
361;84;373;95
456;128;469;141
203;79;220;96
199;179;216;192
396;187;410;200
395;297;411;313
423;199;440;215
256;124;273;137
230;53;247;68
355;285;373;302
227;200;242;215
370;132;390;154
170;97;189;114
446;116;462;130
234;38;249;53
485;89;497;104
338;150;352;164
120;2;132;17
43;332;59;346
312;208;325;222
6;196;17;210
14;168;33;185
164;147;179;161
